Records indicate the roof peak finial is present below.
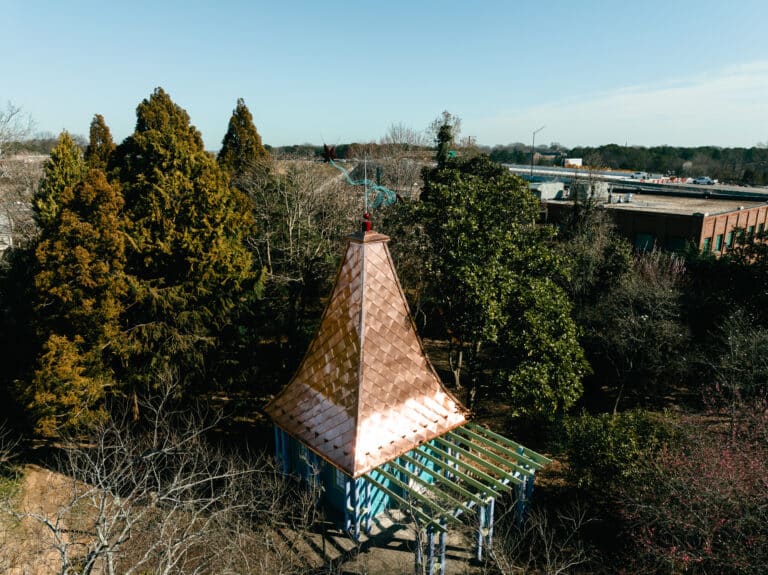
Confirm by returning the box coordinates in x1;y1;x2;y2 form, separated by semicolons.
361;212;372;233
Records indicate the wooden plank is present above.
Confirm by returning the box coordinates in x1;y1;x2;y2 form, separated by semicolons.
465;423;551;466
433;436;524;487
453;426;543;470
374;467;463;527
362;473;446;533
448;430;536;477
399;452;487;506
387;459;475;516
410;448;503;500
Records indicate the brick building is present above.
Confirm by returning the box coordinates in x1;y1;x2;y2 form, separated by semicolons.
544;194;768;254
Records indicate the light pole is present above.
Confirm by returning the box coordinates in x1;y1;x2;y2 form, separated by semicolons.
530;125;545;178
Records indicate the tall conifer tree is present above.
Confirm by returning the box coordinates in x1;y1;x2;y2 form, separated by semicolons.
34;131;86;234
85;114;116;170
27;169;126;435
111;88;256;404
217;98;270;178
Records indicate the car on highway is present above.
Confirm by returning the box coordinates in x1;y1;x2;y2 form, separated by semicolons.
692;176;714;185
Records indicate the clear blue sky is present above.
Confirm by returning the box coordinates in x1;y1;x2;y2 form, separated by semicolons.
5;0;767;150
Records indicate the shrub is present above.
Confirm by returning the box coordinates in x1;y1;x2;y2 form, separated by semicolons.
617;431;768;574
565;409;676;492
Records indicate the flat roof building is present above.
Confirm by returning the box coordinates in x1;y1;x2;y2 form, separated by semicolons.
544;193;768;254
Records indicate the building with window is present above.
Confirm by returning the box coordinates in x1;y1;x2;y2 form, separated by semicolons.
543;194;768;253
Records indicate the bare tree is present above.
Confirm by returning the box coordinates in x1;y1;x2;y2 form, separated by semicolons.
1;376;323;574
486;502;592;575
0;152;44;249
0;102;34;158
426;111;461;147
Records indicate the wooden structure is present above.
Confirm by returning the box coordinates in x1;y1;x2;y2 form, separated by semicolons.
265;225;549;574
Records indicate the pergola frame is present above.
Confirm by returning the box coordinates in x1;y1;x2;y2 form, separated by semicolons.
342;422;550;575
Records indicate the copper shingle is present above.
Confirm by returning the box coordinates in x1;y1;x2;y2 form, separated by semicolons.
265;230;468;477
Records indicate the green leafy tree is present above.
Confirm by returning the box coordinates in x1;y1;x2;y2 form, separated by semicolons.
84;114;115;170
33;131;86;234
420;154;587;414
110;88;256;406
217;98;270;178
26;169;125;435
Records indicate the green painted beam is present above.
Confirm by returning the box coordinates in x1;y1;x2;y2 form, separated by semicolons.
431;438;521;489
375;466;463;527
465;422;551;466
387;460;475;517
433;436;524;486
448;430;536;478
362;473;446;533
399;452;488;506
410;447;503;500
453;426;543;470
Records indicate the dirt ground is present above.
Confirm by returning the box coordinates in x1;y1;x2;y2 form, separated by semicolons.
1;465;489;575
1;464;77;575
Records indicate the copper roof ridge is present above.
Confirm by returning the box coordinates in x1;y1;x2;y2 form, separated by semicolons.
350;237;368;471
378;237;470;417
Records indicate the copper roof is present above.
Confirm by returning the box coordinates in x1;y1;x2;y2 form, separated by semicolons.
265;230;468;478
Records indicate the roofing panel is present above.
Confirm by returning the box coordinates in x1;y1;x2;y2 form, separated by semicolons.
265;229;468;477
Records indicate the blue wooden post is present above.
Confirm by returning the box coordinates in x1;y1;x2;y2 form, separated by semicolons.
516;476;528;526
439;519;447;575
414;529;423;575
353;478;361;541
426;526;435;575
487;497;495;549
274;427;289;474
273;426;283;473
364;480;372;534
476;504;486;560
344;477;352;534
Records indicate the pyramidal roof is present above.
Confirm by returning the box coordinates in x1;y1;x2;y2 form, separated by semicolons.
265;229;468;478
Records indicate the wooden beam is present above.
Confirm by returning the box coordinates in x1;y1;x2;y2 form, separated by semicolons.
465;423;551;466
388;459;475;516
433;436;524;486
362;473;446;533
399;452;487;506
410;447;503;500
448;430;536;477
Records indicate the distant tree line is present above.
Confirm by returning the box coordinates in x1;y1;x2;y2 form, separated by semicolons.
568;143;768;184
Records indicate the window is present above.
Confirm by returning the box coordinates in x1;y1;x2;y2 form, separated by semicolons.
334;467;348;490
759;223;765;235
715;234;724;251
702;238;711;252
749;225;755;236
726;231;734;248
664;237;687;252
633;232;655;251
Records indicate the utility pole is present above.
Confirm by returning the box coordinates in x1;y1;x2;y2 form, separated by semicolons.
530;125;545;178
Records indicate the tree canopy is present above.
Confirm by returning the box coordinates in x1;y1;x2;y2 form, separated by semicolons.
110;87;257;404
218;98;270;178
84;114;115;171
33;131;86;234
419;153;588;415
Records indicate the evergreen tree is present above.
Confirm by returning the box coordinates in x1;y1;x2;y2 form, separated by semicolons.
34;131;86;234
420;154;588;415
27;169;126;435
85;114;116;170
110;88;256;404
217;98;270;178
